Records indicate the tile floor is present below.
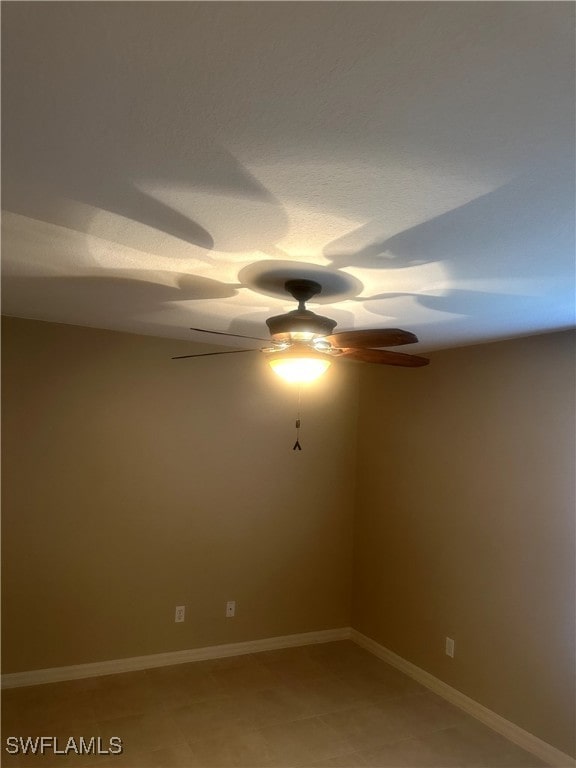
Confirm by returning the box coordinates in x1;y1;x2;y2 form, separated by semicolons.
1;641;546;767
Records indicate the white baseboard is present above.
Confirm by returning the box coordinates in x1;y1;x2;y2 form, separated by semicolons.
1;626;352;689
351;629;575;768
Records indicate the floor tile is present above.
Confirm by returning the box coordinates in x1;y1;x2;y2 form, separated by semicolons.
1;642;547;768
373;691;472;739
360;722;548;768
420;722;548;767
306;751;370;767
145;663;225;708
89;685;159;721
181;732;245;767
257;715;355;766
320;704;412;751
2;684;97;734
208;654;281;694
228;686;308;729
361;733;460;767
187;726;281;768
92;741;198;767
257;647;333;682
282;675;365;717
96;710;185;755
171;696;245;742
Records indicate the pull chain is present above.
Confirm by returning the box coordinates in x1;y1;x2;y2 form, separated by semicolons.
293;385;302;450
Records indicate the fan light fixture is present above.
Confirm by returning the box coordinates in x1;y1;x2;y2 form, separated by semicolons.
174;279;429;449
267;347;332;383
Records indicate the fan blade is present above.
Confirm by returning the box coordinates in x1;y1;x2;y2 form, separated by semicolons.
339;347;429;367
172;349;259;360
326;328;418;348
190;327;270;342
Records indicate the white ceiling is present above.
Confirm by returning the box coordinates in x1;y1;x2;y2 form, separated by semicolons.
2;2;574;354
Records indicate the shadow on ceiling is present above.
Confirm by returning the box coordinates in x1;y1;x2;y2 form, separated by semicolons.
3;79;290;258
324;156;575;283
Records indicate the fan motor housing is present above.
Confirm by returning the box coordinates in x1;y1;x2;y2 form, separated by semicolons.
266;309;337;341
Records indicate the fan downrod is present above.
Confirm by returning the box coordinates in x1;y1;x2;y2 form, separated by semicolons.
266;279;335;339
284;279;321;308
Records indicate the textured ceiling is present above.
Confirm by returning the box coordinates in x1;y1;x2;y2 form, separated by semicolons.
2;2;574;354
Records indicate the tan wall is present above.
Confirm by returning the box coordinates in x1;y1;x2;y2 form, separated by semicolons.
353;330;576;756
3;318;574;756
1;317;358;673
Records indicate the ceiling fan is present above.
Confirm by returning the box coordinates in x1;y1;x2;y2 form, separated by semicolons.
173;279;429;383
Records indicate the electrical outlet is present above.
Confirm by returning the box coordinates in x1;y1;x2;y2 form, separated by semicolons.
226;600;236;618
445;636;455;658
175;605;185;623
